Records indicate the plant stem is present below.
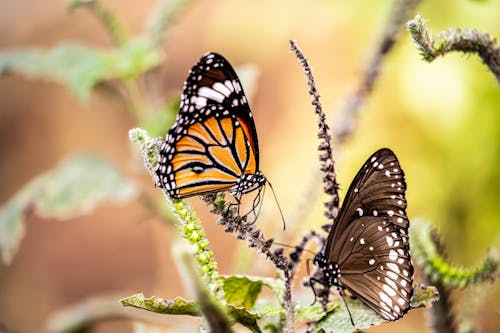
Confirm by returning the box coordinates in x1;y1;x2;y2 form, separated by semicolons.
407;14;500;83
289;40;339;221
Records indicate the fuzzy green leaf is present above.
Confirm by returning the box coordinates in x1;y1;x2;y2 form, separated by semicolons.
295;304;336;322
221;276;264;309
0;155;136;264
311;298;385;333
220;274;285;309
34;155;136;217
121;293;261;333
121;294;199;316
0;39;161;99
410;284;440;309
301;284;440;333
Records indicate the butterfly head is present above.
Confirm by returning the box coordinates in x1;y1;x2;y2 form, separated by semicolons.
313;253;341;288
229;171;267;196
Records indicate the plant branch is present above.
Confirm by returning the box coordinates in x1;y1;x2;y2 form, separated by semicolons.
410;219;499;333
334;0;423;142
201;193;295;333
289;40;339;221
45;294;178;333
147;0;194;47
129;129;220;289
69;0;129;46
407;14;500;83
175;244;234;333
410;219;498;289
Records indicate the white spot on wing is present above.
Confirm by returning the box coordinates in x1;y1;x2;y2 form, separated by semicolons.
213;82;232;97
379;292;392;306
198;87;225;103
387;263;401;273
383;284;396;297
195;96;207;109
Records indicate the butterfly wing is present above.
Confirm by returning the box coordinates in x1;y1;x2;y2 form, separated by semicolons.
324;148;413;320
325;148;408;254
156;53;261;198
334;216;413;320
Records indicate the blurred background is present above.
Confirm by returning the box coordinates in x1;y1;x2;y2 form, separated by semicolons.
0;0;499;332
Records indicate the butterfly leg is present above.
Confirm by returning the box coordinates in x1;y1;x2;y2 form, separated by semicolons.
338;287;355;326
247;186;265;224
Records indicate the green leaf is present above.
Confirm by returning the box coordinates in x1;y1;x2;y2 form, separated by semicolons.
121;293;262;333
299;284;440;333
410;284;440;309
0;39;161;99
221;275;285;306
295;304;336;322
221;276;263;309
226;306;261;333
312;298;385;333
0;155;136;264
35;155;136;217
122;294;199;316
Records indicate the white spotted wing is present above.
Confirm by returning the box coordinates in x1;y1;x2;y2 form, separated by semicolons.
324;148;413;321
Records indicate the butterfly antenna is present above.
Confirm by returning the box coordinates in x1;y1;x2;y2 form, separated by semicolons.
267;181;286;230
272;241;316;255
339;289;355;326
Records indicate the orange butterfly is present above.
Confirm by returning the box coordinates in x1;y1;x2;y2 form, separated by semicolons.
156;53;266;200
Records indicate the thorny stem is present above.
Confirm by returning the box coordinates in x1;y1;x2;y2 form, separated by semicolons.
407;14;500;84
289;40;340;221
334;0;423;142
201;194;295;333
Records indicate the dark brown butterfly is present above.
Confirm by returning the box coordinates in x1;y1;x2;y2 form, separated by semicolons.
311;148;414;323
